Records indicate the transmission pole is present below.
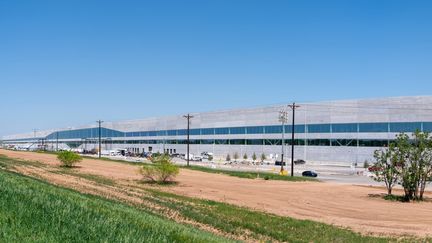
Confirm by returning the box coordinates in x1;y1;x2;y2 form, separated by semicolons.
288;103;300;177
278;109;288;173
183;114;194;166
96;120;103;158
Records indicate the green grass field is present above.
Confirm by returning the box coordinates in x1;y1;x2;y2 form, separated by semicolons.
0;169;229;242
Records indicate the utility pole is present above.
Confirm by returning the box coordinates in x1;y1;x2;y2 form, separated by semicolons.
96;120;103;158
56;131;59;152
288;103;300;177
183;114;194;166
278;109;288;173
33;129;39;142
33;129;38;151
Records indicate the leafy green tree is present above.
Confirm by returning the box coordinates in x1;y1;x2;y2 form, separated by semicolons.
142;154;179;183
395;133;421;201
243;153;248;160
373;131;432;201
408;131;432;200
57;151;82;167
372;144;398;195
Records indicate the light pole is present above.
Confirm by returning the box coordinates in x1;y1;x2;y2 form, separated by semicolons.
96;120;103;158
278;109;288;173
288;103;300;177
183;114;194;166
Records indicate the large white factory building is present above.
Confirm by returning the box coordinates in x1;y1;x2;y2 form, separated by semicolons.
2;96;432;165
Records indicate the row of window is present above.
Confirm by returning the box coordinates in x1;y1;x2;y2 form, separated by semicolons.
40;138;390;147
122;122;432;137
45;128;124;140
4;122;432;142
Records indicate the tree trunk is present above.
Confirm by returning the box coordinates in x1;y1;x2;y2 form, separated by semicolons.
419;178;426;200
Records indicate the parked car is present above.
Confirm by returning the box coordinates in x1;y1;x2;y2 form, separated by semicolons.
302;171;318;177
274;161;286;166
170;153;180;158
200;152;213;160
368;165;382;172
191;156;203;161
294;159;306;165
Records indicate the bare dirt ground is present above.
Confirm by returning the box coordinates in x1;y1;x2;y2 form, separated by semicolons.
1;149;432;237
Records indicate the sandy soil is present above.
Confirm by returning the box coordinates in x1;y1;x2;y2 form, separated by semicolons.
1;149;432;237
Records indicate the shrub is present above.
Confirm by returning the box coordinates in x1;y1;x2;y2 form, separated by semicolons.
263;175;270;180
252;153;257;162
142;155;179;183
243;153;248;160
260;153;266;162
57;151;82;168
151;152;162;160
233;152;239;161
208;155;213;161
226;154;231;161
363;161;369;169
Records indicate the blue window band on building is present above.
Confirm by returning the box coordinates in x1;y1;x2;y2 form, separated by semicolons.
332;123;358;133
358;123;388;133
5;121;432;142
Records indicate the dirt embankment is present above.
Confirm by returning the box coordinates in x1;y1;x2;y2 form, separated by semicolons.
1;149;432;237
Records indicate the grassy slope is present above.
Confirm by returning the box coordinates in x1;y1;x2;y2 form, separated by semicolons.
0;169;229;243
0;153;425;242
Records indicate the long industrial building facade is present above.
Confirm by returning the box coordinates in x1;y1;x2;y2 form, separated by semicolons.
2;96;432;165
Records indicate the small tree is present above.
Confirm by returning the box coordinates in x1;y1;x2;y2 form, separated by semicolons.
363;161;369;169
372;145;398;195
260;153;266;162
208;155;213;161
394;133;419;201
407;131;432;200
373;131;432;201
233;152;239;162
252;153;257;162
226;154;231;161
243;153;248;160
141;154;179;183
57;151;82;168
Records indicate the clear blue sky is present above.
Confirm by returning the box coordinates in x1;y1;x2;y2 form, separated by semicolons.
1;0;431;136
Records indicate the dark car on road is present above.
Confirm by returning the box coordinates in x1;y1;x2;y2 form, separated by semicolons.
274;161;286;166
276;160;306;166
294;159;306;165
302;171;318;177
